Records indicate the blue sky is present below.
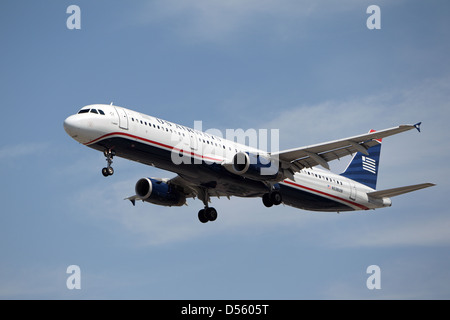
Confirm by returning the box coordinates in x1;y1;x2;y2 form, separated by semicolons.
1;0;449;299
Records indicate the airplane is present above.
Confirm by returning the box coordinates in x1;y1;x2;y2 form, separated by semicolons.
63;104;435;223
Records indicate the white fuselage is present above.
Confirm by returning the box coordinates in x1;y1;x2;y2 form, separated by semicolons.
64;104;392;212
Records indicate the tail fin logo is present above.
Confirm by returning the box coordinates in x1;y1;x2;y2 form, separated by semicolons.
362;156;376;174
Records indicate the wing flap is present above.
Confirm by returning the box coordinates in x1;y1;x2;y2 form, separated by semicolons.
167;175;233;199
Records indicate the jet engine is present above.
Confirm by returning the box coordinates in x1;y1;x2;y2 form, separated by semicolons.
135;178;186;207
224;152;283;181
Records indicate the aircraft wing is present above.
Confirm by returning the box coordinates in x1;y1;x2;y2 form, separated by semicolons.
167;175;234;203
167;175;199;199
271;123;421;174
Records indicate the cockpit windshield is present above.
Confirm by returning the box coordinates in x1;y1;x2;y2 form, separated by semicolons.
78;108;106;115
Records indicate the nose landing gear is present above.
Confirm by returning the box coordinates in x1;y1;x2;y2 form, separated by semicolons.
102;149;115;177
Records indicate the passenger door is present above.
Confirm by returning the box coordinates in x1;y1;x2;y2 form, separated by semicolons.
349;181;357;201
114;106;128;130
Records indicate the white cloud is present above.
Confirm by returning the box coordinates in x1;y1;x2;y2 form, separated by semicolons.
133;0;389;43
325;211;450;248
262;76;450;179
0;265;67;299
0;142;48;161
265;76;450;147
135;0;310;41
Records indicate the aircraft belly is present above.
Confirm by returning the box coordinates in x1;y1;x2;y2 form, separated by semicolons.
278;183;353;212
89;136;267;197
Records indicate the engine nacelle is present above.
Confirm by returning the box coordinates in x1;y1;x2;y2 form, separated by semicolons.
135;178;186;207
224;152;282;181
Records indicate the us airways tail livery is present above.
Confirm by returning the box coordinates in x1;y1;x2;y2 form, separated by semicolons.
64;104;434;223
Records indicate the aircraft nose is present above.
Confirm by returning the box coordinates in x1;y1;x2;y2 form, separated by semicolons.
64;115;80;138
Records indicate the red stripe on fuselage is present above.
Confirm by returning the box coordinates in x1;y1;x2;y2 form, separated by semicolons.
282;180;369;210
84;132;223;162
87;132;369;210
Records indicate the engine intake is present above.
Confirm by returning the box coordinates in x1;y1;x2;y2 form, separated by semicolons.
135;178;186;207
225;152;282;181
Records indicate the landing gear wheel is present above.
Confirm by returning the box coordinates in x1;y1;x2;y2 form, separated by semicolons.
262;193;273;207
198;207;218;223
198;209;209;223
107;167;114;176
205;207;218;222
197;187;219;223
270;191;282;205
262;191;282;207
102;168;109;177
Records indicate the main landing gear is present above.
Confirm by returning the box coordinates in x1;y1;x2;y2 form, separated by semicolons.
262;191;282;208
102;149;115;177
197;187;218;223
198;207;218;223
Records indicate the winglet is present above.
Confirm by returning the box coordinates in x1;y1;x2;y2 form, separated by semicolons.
414;122;422;133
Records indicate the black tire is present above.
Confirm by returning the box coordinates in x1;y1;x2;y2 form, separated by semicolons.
102;168;109;177
205;207;218;222
262;193;273;207
107;167;114;176
270;191;282;205
198;209;208;223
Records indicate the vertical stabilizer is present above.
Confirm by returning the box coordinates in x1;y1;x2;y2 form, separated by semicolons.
340;131;382;189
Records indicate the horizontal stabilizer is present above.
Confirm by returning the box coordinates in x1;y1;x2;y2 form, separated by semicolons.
367;183;435;199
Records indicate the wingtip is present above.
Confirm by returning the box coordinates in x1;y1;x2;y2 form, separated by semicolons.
414;122;422;132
